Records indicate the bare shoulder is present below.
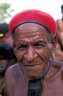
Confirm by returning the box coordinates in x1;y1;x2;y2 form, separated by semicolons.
5;64;21;96
5;63;22;87
5;64;20;78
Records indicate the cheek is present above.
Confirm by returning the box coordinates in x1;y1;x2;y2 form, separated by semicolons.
38;48;51;59
39;48;51;71
14;51;24;61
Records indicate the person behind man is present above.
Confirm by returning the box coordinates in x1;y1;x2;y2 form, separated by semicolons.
0;23;13;47
0;43;17;96
0;23;17;96
52;5;63;69
55;5;63;62
5;9;63;96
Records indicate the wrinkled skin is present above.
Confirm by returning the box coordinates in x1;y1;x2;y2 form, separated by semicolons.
14;23;52;80
5;23;63;96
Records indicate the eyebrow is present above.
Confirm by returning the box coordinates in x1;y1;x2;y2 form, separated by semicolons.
16;39;47;46
15;41;28;47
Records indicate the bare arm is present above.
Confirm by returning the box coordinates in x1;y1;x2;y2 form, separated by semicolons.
5;65;16;96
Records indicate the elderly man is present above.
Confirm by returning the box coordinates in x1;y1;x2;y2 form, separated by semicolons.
54;4;63;61
5;9;63;96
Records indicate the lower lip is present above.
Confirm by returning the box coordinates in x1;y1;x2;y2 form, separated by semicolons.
24;64;41;69
24;64;41;66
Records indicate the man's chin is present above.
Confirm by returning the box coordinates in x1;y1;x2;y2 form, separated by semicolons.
27;73;42;80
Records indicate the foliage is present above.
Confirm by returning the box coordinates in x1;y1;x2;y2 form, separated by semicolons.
0;3;14;23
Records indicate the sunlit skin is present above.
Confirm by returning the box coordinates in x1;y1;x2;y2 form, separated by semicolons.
5;23;63;96
53;19;63;63
14;23;52;80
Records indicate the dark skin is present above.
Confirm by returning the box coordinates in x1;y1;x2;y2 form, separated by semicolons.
14;23;52;79
53;5;63;63
0;59;8;95
5;23;63;96
52;19;63;79
0;57;17;96
56;19;63;49
0;59;15;96
52;6;63;71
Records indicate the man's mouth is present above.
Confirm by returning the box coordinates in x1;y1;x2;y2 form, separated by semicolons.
23;64;42;70
23;63;41;67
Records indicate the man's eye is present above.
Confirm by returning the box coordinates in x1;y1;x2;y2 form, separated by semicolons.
17;45;27;50
34;43;46;48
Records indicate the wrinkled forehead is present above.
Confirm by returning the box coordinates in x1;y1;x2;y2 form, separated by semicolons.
14;23;50;39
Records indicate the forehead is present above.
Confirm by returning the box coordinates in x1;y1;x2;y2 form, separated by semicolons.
14;23;49;41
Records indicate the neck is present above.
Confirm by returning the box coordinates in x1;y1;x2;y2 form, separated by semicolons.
28;78;43;96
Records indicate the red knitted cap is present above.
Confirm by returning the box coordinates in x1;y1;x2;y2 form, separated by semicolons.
9;9;56;35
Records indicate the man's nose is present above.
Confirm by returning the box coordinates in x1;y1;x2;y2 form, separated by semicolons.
24;47;37;62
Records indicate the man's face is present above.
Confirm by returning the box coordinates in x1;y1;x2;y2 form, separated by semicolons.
14;23;52;80
0;33;13;47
